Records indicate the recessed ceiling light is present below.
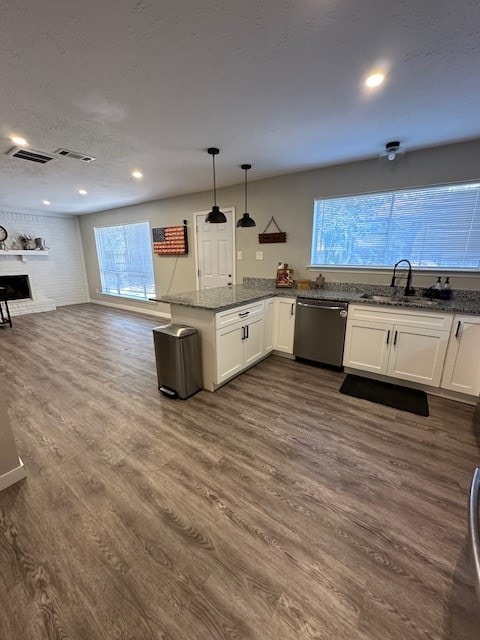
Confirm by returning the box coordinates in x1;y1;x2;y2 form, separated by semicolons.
365;72;386;88
78;188;87;195
132;170;143;179
10;135;27;146
43;200;51;205
365;72;385;88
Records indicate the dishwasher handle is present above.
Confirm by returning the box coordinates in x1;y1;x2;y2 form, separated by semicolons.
297;301;347;311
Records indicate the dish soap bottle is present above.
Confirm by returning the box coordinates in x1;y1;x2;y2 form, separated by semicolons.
434;276;442;290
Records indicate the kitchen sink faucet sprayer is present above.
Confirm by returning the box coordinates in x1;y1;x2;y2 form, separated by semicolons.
390;259;415;296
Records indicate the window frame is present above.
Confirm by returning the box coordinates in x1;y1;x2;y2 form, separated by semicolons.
309;180;480;273
94;220;156;302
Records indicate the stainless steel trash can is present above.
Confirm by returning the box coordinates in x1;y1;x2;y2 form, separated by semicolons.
153;324;202;399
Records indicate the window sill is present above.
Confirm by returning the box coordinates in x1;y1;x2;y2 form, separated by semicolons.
99;292;158;304
307;266;480;276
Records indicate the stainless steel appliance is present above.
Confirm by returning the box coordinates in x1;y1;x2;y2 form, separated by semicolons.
293;299;348;366
469;467;480;599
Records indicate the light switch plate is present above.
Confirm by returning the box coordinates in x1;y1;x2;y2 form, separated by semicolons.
256;251;264;260
237;251;243;260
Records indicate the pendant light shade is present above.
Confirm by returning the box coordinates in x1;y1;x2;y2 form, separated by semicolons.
236;163;256;228
206;148;227;224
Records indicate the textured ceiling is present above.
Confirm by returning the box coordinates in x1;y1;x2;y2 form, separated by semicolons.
0;0;479;214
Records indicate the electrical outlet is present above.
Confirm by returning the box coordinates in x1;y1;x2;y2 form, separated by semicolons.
256;251;264;260
237;251;243;260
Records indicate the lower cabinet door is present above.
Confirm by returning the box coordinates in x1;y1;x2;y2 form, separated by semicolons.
216;325;244;384
387;325;449;387
263;298;275;353
274;298;296;354
441;316;480;396
244;316;264;366
343;320;393;374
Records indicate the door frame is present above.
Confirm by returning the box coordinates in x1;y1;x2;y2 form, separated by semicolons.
193;207;236;291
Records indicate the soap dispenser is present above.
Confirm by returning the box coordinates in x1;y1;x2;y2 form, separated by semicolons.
434;277;442;290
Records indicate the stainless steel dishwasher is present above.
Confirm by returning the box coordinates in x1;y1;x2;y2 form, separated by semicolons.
293;299;348;366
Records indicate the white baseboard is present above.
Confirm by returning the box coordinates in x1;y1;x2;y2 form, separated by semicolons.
90;299;171;321
0;458;26;492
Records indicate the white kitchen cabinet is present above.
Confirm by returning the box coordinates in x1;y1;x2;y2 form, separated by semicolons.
244;316;264;366
343;305;452;388
273;297;296;354
216;324;245;384
441;315;480;396
215;313;265;385
386;326;449;387
263;298;275;353
343;319;393;374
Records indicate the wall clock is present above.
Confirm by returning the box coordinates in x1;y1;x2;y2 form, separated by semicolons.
0;226;7;242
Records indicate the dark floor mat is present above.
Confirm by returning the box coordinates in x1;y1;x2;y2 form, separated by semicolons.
339;374;429;416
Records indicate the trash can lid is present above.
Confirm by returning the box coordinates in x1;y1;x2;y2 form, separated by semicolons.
152;323;198;338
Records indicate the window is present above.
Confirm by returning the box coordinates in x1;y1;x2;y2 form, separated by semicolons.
311;182;480;270
94;221;155;300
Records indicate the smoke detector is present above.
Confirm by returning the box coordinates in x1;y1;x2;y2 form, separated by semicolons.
55;148;96;162
380;140;405;162
6;147;58;164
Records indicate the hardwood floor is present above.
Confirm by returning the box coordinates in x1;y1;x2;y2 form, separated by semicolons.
0;303;479;640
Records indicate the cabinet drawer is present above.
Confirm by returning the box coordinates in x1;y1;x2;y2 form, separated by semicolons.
215;300;265;330
348;304;453;332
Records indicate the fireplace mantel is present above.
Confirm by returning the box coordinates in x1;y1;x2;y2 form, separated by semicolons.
0;250;50;263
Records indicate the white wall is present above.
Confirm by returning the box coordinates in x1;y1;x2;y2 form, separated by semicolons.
0;209;88;314
79;138;480;315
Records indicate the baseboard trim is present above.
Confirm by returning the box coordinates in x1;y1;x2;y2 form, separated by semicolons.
272;350;295;360
0;458;26;492
90;299;171;320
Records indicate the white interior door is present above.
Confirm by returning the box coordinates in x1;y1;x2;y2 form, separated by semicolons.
195;208;235;290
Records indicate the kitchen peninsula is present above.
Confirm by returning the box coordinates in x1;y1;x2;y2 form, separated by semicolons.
156;280;480;396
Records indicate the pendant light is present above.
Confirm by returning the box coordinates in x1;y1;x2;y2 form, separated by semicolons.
205;147;227;223
236;163;256;228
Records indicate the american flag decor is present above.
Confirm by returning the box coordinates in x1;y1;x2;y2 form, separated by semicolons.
152;225;188;255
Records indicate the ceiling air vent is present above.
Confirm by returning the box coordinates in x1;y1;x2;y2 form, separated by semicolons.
6;147;58;164
55;148;96;163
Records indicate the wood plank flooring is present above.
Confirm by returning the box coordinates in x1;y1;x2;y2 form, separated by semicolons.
0;303;479;640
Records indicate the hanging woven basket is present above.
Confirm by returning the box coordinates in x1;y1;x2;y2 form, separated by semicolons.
258;216;287;244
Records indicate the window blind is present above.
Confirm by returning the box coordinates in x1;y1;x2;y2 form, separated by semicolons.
94;221;156;300
311;182;480;270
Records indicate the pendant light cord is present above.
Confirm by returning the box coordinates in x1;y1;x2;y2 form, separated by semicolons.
212;153;217;206
244;167;248;212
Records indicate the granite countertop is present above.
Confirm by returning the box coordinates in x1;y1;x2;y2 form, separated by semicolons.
155;284;480;314
155;285;274;311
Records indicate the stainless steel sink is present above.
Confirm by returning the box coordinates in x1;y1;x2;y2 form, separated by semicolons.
364;294;440;307
370;295;394;302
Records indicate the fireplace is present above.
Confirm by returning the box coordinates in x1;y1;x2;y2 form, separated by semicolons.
0;275;31;300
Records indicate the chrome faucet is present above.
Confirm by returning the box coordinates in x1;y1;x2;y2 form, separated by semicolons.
390;259;415;297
